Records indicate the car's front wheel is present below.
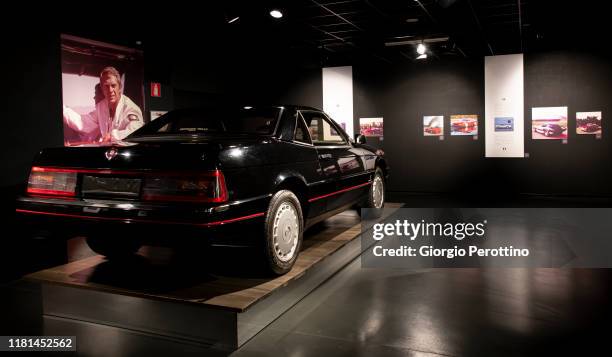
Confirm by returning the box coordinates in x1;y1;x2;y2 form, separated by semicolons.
262;190;303;275
362;168;385;218
86;235;142;260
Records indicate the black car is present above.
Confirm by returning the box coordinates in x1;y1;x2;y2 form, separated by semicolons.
16;105;388;274
533;123;566;137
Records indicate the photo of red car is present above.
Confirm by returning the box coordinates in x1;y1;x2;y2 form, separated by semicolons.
359;117;384;137
577;111;602;135
450;115;478;136
423;115;444;136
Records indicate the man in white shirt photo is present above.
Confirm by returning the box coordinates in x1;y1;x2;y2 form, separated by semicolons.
63;66;144;143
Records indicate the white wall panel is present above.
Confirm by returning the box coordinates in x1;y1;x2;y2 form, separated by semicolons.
485;54;525;158
322;66;354;137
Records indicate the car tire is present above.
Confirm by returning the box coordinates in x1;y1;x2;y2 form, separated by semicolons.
363;168;385;218
262;190;304;275
86;235;142;260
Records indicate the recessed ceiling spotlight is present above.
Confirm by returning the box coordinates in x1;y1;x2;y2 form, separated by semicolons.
228;16;240;24
417;43;426;55
270;9;283;19
417;54;428;60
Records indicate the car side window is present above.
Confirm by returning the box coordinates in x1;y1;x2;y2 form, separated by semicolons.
301;112;347;146
294;113;313;145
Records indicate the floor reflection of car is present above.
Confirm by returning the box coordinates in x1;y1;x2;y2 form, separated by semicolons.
534;123;566;137
580;123;601;132
16;105;389;275
424;127;442;135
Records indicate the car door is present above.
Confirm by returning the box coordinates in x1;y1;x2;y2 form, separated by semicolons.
299;110;366;212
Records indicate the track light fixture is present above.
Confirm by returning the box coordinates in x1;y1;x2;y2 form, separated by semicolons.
270;9;283;19
417;43;426;55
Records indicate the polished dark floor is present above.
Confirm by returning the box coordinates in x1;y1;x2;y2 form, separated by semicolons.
234;265;612;357
3;201;612;356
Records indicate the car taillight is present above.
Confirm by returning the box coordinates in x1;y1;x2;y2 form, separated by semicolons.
142;170;228;203
27;167;77;197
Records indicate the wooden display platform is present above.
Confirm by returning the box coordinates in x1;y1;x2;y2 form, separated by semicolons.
27;203;402;350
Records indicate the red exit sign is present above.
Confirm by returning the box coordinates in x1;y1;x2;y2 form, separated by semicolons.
151;82;161;97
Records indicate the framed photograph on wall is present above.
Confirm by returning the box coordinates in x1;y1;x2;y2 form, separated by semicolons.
576;111;602;135
531;107;568;140
359;117;384;137
423;116;444;136
450;115;478;136
494;117;514;132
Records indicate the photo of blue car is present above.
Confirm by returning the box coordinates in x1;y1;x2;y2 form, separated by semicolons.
494;117;514;132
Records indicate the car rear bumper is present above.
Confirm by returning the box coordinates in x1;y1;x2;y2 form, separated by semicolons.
15;194;271;246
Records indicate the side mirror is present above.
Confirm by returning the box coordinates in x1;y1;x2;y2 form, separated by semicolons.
355;134;367;144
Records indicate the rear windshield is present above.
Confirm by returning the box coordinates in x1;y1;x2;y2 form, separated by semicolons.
129;107;282;137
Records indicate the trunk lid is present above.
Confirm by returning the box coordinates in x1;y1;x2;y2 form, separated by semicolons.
33;140;223;171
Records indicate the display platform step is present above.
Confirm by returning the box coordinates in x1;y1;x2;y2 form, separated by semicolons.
26;203;402;350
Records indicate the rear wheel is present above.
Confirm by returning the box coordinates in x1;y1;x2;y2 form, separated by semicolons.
262;190;303;275
86;235;142;260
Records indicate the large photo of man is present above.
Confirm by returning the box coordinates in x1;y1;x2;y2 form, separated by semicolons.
61;34;145;146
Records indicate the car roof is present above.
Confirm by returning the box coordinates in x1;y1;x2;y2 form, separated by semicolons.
166;105;323;113
223;104;322;112
269;105;323;112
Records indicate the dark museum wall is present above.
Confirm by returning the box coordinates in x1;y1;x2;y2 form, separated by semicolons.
353;51;612;196
3;28;612;203
353;58;485;196
3;33;64;198
522;52;612;196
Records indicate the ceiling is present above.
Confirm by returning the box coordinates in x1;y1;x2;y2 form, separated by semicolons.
271;0;529;60
209;0;608;65
41;0;609;68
